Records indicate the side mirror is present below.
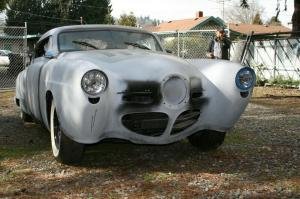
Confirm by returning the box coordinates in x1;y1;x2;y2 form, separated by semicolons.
166;49;173;54
45;50;57;59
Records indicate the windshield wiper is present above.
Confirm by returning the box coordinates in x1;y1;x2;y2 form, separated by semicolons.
72;40;99;49
124;42;151;50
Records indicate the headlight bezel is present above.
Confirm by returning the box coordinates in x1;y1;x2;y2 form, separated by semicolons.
235;67;256;91
81;69;108;96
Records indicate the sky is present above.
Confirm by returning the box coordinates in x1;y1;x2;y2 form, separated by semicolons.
110;0;294;27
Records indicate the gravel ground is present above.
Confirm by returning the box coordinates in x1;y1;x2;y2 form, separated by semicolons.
0;88;299;198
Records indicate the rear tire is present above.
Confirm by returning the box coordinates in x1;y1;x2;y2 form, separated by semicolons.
50;102;84;164
188;130;226;151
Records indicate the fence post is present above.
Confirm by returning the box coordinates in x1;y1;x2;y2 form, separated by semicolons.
177;31;180;57
23;22;27;70
274;35;278;80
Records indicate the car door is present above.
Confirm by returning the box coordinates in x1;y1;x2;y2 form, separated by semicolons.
26;36;52;120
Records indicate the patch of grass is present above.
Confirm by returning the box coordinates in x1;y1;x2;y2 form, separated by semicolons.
225;130;251;145
143;173;156;182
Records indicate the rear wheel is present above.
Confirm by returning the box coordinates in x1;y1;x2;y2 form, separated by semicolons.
188;130;226;151
50;102;84;164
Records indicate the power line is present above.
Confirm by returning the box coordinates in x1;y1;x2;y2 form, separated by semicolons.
8;9;81;22
57;2;110;10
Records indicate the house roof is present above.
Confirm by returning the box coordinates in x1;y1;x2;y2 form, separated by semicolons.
229;23;291;35
155;17;209;32
143;16;223;32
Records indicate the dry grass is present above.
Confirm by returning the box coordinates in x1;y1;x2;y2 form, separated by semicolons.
0;87;299;198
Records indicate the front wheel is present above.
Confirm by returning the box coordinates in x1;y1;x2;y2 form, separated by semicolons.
188;130;226;151
50;102;84;164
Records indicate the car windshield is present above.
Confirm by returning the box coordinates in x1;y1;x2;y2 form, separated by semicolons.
58;30;163;52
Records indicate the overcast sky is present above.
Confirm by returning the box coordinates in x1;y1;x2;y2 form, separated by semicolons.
110;0;294;27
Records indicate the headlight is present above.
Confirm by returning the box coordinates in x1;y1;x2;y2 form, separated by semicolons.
81;70;107;95
235;67;256;91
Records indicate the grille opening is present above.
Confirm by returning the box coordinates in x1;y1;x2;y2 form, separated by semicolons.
120;81;161;105
122;91;154;104
122;112;168;137
191;92;203;99
171;110;200;135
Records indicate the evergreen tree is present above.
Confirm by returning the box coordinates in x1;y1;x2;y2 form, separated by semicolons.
68;0;114;24
5;0;114;35
5;0;57;35
0;0;8;10
252;12;263;25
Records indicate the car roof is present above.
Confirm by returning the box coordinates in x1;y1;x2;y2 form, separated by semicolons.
38;25;153;43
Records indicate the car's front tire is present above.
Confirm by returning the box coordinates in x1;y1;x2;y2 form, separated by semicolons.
50;102;84;164
188;130;226;151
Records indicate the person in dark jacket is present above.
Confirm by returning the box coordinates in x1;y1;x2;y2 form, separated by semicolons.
207;28;231;60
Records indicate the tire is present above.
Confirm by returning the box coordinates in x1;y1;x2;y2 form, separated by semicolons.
50;102;84;164
20;110;33;123
188;130;226;151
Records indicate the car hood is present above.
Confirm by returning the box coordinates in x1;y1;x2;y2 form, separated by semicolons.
58;49;198;79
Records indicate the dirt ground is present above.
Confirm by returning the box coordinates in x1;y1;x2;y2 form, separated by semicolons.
0;87;299;198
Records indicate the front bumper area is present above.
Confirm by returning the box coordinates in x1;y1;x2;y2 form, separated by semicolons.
56;74;251;145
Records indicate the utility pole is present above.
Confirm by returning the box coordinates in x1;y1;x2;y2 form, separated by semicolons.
216;0;231;20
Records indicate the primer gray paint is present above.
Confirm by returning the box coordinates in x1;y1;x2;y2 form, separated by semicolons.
15;25;253;145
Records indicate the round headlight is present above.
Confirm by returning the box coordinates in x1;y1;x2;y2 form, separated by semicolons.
81;70;107;95
235;67;256;91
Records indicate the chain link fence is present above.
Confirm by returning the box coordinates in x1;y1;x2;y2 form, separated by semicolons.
157;30;300;87
157;30;216;59
0;25;27;90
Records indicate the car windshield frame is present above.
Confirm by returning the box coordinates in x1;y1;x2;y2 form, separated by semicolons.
57;29;163;53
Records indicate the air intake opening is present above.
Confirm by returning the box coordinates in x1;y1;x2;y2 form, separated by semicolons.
122;112;168;137
171;110;200;135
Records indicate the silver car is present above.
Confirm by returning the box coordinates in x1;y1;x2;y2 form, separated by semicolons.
0;50;11;66
15;25;256;164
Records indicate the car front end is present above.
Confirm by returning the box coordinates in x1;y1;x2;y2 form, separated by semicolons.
46;50;255;145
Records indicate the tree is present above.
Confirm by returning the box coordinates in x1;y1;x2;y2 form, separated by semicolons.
118;12;137;27
267;16;282;26
137;16;161;27
241;0;300;33
292;0;300;33
225;0;264;24
0;0;8;10
68;0;114;24
5;0;114;35
5;0;57;35
252;12;263;25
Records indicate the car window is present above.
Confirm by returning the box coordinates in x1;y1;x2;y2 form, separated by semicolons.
58;30;163;52
35;36;52;58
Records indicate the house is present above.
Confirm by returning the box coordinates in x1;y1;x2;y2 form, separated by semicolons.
144;11;225;33
229;23;291;40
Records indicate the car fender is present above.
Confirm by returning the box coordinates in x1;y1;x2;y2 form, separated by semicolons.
188;59;252;132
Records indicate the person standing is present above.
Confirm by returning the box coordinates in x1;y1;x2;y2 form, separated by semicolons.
207;28;231;60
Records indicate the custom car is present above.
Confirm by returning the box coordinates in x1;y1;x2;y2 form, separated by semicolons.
15;25;256;164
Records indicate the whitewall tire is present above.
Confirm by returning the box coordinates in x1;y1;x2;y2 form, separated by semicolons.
50;101;84;164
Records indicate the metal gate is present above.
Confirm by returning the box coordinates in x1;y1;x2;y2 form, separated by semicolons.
0;25;27;90
231;32;300;86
